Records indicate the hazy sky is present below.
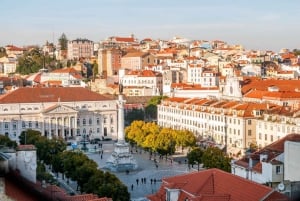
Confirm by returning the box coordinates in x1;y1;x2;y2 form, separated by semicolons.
1;0;299;51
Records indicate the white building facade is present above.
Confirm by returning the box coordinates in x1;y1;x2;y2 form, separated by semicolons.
0;87;118;142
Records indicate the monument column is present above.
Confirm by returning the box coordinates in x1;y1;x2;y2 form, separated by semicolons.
105;84;138;172
117;94;126;143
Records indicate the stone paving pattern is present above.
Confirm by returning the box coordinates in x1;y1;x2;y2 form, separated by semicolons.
84;141;194;201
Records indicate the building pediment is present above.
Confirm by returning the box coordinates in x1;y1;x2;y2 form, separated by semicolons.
42;104;78;114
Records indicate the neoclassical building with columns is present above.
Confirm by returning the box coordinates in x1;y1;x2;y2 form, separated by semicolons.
0;87;117;142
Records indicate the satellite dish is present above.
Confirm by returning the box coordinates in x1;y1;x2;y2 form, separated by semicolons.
278;183;285;191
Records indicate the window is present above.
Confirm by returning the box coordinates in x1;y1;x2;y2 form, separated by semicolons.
276;166;281;174
265;134;267;141
12;122;17;130
89;118;92;125
77;118;80;126
83;118;86;125
97;128;100;133
4;122;9;129
104;117;107;124
35;121;39;128
248;130;251;136
248;120;251;125
259;133;262;140
28;121;32;128
22;121;26;128
96;118;100;125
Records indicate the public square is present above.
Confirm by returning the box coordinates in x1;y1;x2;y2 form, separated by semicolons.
81;141;193;200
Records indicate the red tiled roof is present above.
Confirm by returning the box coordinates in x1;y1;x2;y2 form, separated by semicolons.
51;67;79;74
115;37;135;43
17;144;36;151
234;134;300;171
33;73;42;83
147;168;289;201
0;87;113;104
242;79;300;94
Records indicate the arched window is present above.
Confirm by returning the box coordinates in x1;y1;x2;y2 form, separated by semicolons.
83;118;86;125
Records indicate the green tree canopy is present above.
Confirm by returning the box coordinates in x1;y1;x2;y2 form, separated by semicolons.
201;147;231;172
58;33;68;50
0;135;17;148
125;109;144;126
187;147;204;171
16;47;58;74
0;47;7;58
145;96;167;120
92;60;98;79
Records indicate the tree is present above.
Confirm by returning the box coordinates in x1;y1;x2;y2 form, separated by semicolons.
58;33;68;50
16;47;57;74
19;129;42;145
0;135;17;148
145;96;167;120
0;47;7;58
125;109;144;126
154;128;176;155
92;60;98;80
187;147;204;171
201;147;231;172
174;130;196;152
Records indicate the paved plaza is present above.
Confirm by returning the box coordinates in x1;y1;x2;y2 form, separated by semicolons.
82;141;194;201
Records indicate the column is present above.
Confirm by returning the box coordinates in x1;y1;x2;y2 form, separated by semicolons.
56;117;58;138
68;116;71;138
49;118;52;139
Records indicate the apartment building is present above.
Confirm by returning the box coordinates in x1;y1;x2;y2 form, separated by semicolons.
157;97;266;157
0;87;117;142
98;48;122;77
67;39;94;60
119;69;163;96
0;56;17;75
121;51;157;70
255;105;300;148
232;134;300;199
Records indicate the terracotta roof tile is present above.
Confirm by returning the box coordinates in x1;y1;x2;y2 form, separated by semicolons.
148;168;289;201
0;87;113;104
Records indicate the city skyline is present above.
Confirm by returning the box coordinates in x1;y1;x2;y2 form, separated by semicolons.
1;0;299;51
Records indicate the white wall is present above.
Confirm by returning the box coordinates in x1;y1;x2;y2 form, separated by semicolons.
16;150;37;183
284;141;300;181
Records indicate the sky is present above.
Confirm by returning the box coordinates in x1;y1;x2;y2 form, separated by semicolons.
1;0;300;51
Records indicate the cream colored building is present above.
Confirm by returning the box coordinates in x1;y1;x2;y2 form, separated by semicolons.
157;97;265;157
119;69;163;96
121;52;156;70
255;106;300;149
0;87;117;142
67;39;94;60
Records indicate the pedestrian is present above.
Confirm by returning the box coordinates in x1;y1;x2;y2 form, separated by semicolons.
150;179;153;184
155;164;158;169
154;178;156;184
100;154;103;159
131;184;134;191
136;178;139;185
144;177;146;184
141;178;143;184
